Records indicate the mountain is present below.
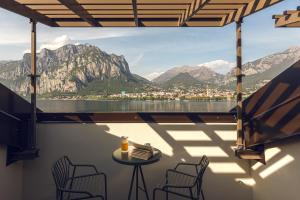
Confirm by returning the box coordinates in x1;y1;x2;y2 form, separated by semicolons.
144;72;164;81
153;46;300;91
225;46;300;90
153;65;223;85
161;72;202;89
0;44;150;97
1;45;300;98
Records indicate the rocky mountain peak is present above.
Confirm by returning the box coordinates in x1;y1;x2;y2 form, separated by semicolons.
226;46;300;77
153;64;222;84
283;46;300;53
1;44;300;98
0;43;134;95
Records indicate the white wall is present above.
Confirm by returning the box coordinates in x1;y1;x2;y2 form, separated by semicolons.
22;123;253;200
0;145;23;200
252;137;300;200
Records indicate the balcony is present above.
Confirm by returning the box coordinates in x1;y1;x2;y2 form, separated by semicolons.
1;114;300;200
1;1;300;200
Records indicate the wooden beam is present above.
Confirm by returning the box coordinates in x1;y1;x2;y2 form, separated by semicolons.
179;0;210;26
0;0;286;27
58;0;100;27
275;11;300;27
37;112;236;123
272;14;285;19
30;19;37;149
132;0;139;26
223;0;284;26
284;10;298;15
0;1;57;27
236;19;244;147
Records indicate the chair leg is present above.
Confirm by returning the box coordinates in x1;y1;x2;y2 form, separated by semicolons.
153;188;162;200
59;191;63;200
152;188;157;200
153;188;170;200
166;178;168;200
201;189;205;200
56;190;59;200
103;174;108;200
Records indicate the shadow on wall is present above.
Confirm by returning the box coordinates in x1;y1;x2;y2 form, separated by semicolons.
243;60;300;146
251;136;300;200
23;122;255;200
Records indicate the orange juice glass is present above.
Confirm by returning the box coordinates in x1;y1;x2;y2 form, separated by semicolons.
121;136;128;151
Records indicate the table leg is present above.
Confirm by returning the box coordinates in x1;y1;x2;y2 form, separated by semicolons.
136;166;139;200
128;166;137;200
139;166;150;200
128;165;150;200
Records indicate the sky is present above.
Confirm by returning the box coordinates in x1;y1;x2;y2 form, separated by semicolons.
0;0;300;79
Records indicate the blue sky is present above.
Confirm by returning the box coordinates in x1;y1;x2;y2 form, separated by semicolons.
0;0;300;79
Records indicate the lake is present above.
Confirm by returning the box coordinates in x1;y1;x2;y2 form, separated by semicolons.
37;100;236;113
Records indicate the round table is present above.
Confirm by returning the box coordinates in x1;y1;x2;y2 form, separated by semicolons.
112;147;161;200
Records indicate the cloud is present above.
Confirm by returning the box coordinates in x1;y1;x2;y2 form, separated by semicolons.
39;35;73;50
143;72;164;81
198;60;235;74
0;7;142;45
22;35;78;54
22;49;31;54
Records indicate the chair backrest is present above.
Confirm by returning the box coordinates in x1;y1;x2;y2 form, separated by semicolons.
192;155;209;198
51;156;73;190
196;155;209;179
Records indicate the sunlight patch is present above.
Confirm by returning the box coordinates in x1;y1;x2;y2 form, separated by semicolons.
184;146;228;157
235;178;256;186
204;123;236;125
252;147;281;170
259;155;294;179
167;130;212;141
157;123;196;126
96;123;174;156
209;162;246;174
214;130;236;141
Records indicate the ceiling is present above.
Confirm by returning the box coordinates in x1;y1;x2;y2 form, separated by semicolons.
0;0;284;27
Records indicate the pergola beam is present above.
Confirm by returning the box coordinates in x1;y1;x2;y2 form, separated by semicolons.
0;0;285;27
273;10;300;27
58;0;101;27
30;19;37;150
236;19;244;147
132;0;139;26
223;0;284;26
179;0;210;26
0;1;57;27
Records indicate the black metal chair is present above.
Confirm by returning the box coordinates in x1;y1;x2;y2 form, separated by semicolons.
153;155;209;200
51;156;107;200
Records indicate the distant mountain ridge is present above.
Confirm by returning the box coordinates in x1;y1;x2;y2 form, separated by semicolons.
162;72;202;89
153;65;223;86
1;45;300;98
225;46;300;90
154;46;300;90
0;44;149;96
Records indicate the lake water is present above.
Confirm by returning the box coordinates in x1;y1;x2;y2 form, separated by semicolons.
37;100;236;113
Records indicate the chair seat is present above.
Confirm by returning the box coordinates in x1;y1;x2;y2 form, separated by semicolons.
66;174;105;199
153;156;209;200
52;156;107;200
166;170;197;198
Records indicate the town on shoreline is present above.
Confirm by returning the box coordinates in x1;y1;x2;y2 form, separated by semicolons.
38;87;256;101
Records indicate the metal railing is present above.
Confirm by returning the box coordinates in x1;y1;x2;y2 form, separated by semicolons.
244;93;300;125
0;109;21;122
